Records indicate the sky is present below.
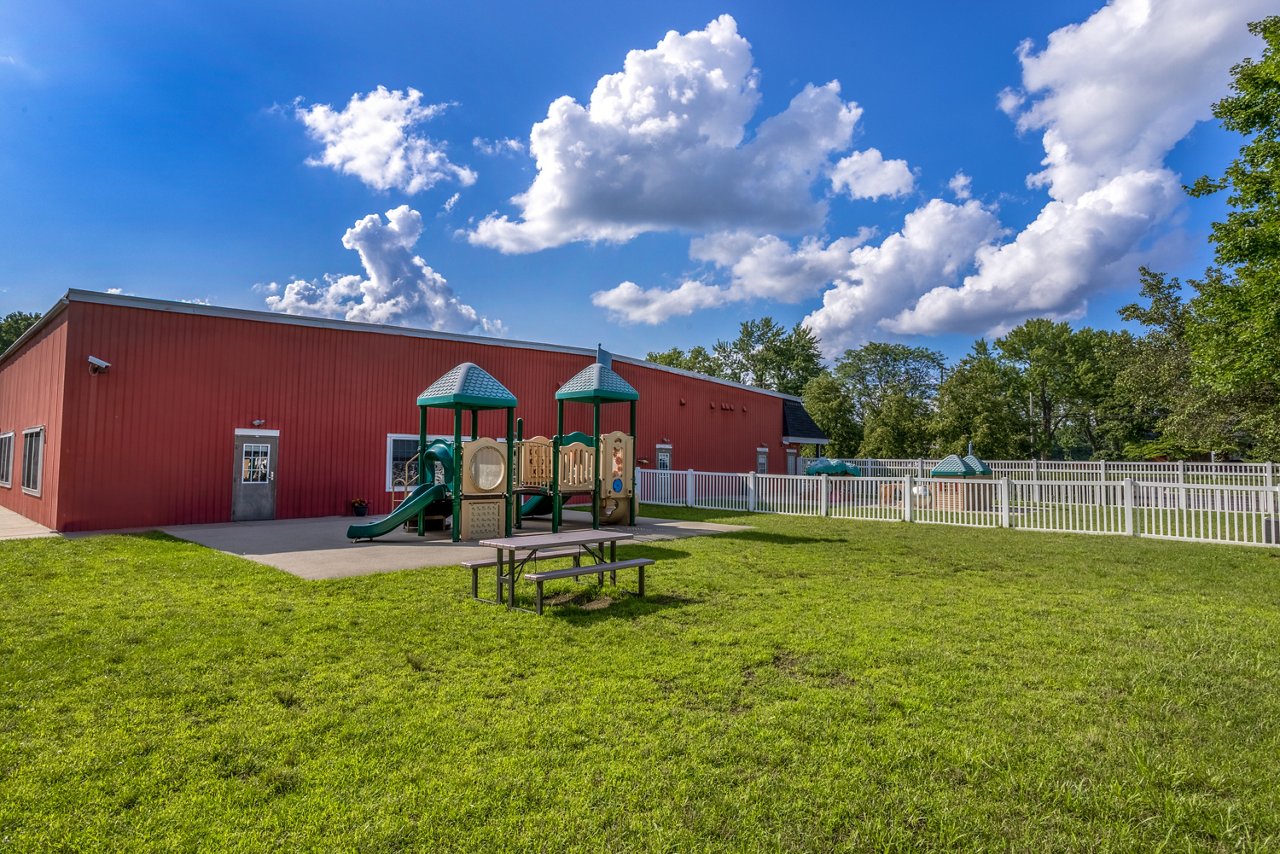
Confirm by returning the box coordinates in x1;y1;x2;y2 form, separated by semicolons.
0;0;1271;362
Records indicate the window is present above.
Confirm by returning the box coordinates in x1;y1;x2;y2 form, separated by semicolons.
21;427;44;496
386;434;449;491
241;444;270;483
756;447;769;475
655;445;672;471
0;432;12;488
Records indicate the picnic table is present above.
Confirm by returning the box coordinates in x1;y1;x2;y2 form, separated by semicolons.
473;529;651;614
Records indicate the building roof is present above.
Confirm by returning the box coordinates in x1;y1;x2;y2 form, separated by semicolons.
962;454;993;475
782;400;828;444
416;362;517;410
931;454;987;477
3;290;807;403
555;362;639;403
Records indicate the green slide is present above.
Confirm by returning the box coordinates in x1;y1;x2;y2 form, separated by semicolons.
347;440;456;541
347;482;449;541
521;493;555;518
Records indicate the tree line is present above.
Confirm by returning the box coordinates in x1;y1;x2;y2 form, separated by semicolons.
649;17;1279;462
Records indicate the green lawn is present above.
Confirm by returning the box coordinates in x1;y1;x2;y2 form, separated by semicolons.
2;509;1278;850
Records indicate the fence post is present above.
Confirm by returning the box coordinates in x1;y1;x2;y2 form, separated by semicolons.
819;473;829;517
746;471;757;512
999;477;1011;528
1123;478;1136;536
903;474;914;523
917;459;926;479
1266;463;1275;491
686;469;696;508
1032;458;1042;503
1099;459;1107;481
1177;460;1187;510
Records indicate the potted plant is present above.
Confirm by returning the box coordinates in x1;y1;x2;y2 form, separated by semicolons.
351;498;368;517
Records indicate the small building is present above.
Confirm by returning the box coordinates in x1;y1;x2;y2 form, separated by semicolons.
0;290;828;532
929;453;993;512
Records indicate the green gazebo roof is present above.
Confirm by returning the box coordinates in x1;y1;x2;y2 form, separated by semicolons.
931;454;980;477
962;454;993;475
555;362;639;403
416;362;517;409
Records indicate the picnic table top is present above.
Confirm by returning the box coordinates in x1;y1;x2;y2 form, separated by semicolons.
478;529;635;550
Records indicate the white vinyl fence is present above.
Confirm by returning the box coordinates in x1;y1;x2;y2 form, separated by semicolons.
637;469;1280;549
835;458;1277;488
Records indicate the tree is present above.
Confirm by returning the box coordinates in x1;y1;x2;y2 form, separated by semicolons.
648;317;823;395
832;342;945;457
802;371;862;457
645;345;720;377
1183;16;1280;457
995;319;1079;458
933;339;1030;459
0;312;41;354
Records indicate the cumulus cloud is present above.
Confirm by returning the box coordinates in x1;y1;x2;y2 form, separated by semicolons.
830;148;914;200
296;86;476;194
472;136;525;155
468;15;861;253
592;229;874;323
263;205;502;335
948;172;972;200
803;0;1271;349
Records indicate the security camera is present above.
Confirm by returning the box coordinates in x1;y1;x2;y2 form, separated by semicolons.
87;356;111;374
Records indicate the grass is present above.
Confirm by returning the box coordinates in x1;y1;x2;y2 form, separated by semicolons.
2;509;1279;850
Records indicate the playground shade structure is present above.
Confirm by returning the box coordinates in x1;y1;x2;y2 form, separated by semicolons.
805;458;862;476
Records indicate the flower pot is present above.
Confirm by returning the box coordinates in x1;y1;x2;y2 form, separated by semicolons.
353;505;368;517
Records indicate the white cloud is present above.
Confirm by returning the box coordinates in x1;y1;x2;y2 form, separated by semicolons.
263;205;502;335
592;229;875;323
948;171;972;200
830;148;914;200
472;137;525;155
443;192;460;212
468;15;862;253
296;86;476;194
803;0;1271;347
802;200;1004;352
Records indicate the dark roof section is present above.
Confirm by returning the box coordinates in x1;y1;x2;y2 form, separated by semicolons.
782;400;828;443
3;290;806;403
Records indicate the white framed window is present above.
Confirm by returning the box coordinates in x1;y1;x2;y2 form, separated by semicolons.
655;444;672;471
21;427;44;496
386;434;449;491
0;432;12;488
240;444;271;484
756;447;769;475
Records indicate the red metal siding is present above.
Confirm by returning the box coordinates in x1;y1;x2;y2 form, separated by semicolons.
0;312;68;529
52;301;791;531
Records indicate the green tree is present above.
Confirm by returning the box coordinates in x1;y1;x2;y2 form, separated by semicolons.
995;319;1078;458
832;342;945;457
860;389;935;458
1184;16;1280;456
801;371;862;457
933;339;1029;459
0;311;41;354
645;345;720;377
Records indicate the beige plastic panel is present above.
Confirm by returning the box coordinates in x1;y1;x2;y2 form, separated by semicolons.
459;498;506;540
518;437;553;489
599;431;634;498
597;495;632;525
558;441;595;493
462;438;508;495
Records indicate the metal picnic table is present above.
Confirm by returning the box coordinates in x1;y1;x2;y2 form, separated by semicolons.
476;528;634;610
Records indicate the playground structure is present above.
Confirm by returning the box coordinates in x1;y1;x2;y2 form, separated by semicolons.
928;453;994;511
349;355;639;542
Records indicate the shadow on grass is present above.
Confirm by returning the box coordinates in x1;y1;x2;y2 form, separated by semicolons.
708;529;845;546
550;591;703;624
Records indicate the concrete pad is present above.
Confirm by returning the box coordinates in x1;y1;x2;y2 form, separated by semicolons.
154;510;749;580
0;506;57;541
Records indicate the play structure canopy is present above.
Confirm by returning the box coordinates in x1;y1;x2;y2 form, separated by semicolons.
417;362;518;410
554;362;639;403
931;454;992;478
806;458;862;476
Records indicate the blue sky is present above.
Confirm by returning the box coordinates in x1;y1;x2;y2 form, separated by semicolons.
0;0;1268;361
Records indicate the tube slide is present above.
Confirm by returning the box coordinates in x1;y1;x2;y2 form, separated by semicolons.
521;493;555;518
347;482;450;541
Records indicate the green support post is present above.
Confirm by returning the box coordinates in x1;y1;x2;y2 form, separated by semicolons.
417;406;427;536
452;409;463;543
592;401;601;530
629;399;637;526
471;410;479;441
505;407;514;536
552;399;564;532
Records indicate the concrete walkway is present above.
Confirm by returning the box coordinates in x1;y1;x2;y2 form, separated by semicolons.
0;506;57;541
157;510;748;580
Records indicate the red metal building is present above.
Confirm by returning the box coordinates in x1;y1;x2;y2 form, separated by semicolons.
0;291;828;532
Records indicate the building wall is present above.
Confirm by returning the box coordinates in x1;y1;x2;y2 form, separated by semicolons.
0;311;68;529
50;300;791;531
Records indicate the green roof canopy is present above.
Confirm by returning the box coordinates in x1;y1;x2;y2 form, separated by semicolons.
416;362;517;409
931;454;980;478
962;454;993;475
555;362;639;403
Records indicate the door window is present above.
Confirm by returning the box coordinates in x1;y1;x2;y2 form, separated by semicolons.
241;444;271;483
756;448;768;474
656;447;671;470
